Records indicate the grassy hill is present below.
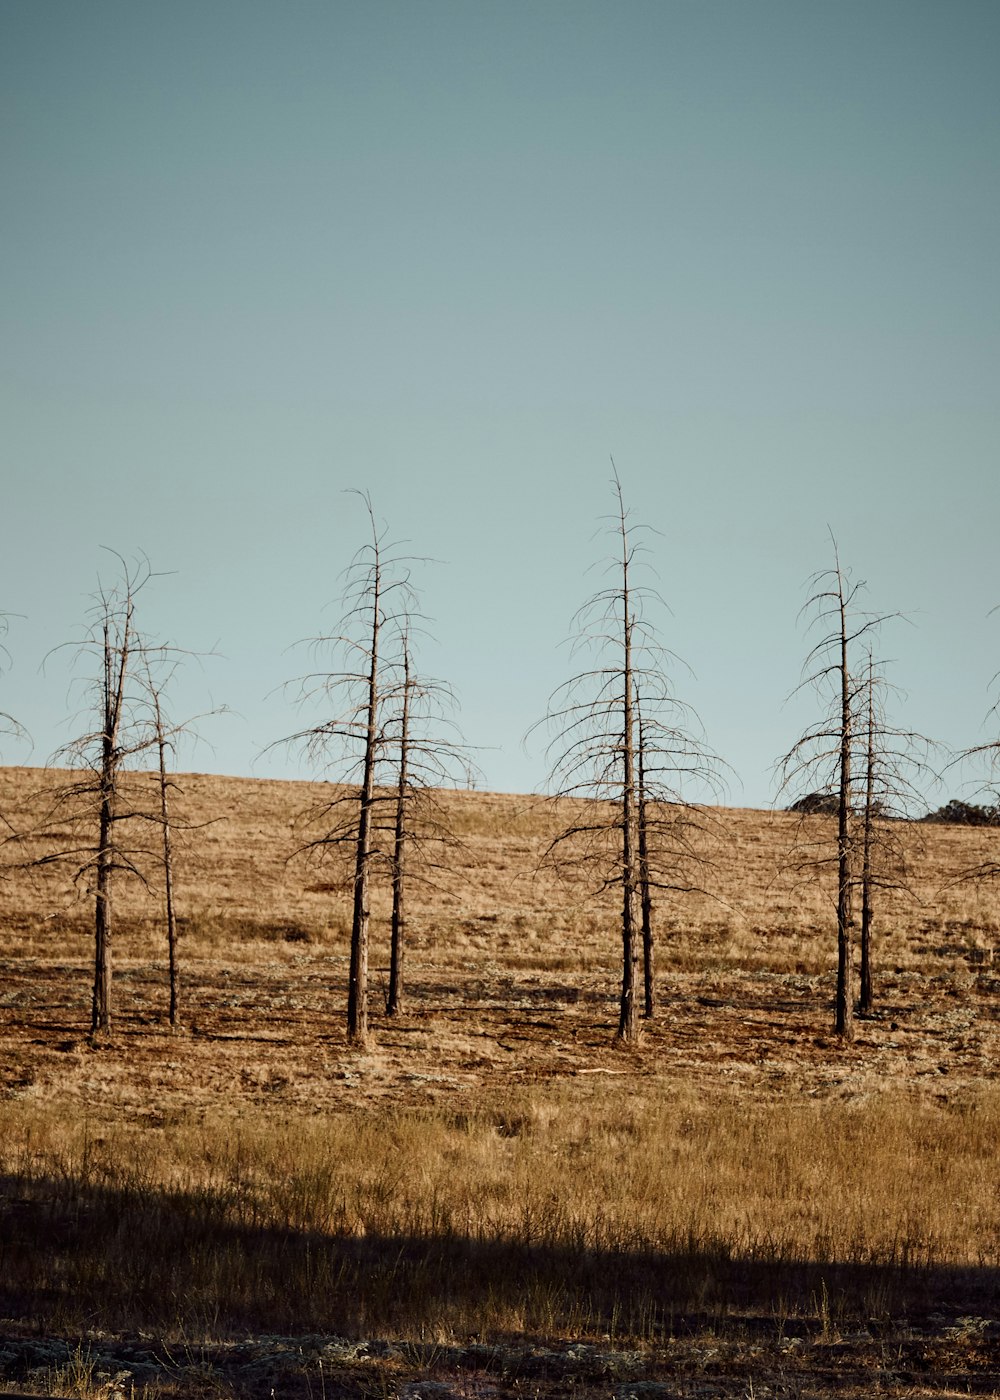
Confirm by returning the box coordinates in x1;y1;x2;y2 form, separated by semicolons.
0;766;998;1398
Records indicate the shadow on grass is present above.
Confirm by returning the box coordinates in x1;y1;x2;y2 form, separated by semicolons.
1;1171;997;1344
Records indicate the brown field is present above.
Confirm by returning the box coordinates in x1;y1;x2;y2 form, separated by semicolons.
0;765;999;1400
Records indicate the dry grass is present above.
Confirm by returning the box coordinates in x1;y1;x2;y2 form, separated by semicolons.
1;765;999;1397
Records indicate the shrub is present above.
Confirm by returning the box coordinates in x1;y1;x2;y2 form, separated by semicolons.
921;798;1000;826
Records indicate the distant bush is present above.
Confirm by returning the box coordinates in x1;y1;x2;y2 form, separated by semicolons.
788;792;839;816
921;799;1000;826
789;791;905;820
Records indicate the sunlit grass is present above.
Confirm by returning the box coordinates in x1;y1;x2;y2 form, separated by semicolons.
2;766;998;978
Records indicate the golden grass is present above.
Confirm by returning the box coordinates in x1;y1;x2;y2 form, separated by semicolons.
9;1079;1000;1267
1;763;999;1370
3;765;998;972
2;1080;998;1343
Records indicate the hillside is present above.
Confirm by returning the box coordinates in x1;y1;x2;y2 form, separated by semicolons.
0;766;999;1398
1;765;998;1113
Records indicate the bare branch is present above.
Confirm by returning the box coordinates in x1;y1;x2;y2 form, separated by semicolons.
531;465;727;1044
276;494;476;1042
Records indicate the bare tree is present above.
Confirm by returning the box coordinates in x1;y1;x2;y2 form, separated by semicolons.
147;672;181;1027
281;497;476;1040
858;655;877;1015
854;651;932;1014
778;546;905;1039
280;496;416;1046
10;558;164;1035
533;468;723;1044
8;558;213;1037
383;632;477;1018
387;639;412;1018
144;691;224;1030
636;693;655;1018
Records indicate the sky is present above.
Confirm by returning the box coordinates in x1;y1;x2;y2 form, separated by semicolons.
2;0;999;808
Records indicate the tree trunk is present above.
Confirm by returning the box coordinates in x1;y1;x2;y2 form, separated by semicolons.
347;561;380;1045
859;664;875;1015
618;614;640;1043
387;644;411;1017
154;698;179;1027
92;793;113;1035
637;702;655;1018
92;612;129;1037
835;579;854;1041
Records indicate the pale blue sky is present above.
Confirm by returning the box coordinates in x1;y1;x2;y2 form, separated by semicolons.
2;0;998;806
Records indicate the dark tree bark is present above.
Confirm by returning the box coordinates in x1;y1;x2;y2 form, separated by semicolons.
851;650;930;1016
92;598;134;1035
777;543;893;1041
618;612;640;1042
834;570;854;1041
152;687;179;1027
637;699;655;1018
534;466;722;1046
5;558;217;1038
387;641;412;1018
346;540;381;1046
858;658;876;1016
277;494;472;1046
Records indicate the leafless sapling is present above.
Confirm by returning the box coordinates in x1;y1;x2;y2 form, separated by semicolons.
532;468;723;1044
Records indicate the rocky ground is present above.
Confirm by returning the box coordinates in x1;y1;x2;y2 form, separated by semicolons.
2;1317;1000;1400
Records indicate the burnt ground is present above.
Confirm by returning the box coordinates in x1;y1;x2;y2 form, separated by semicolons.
0;946;997;1117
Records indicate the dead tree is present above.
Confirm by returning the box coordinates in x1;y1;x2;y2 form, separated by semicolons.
533;468;722;1044
635;691;655;1017
858;657;877;1014
382;632;477;1018
349;547;380;1047
281;499;475;1038
148;676;180;1026
13;558;164;1036
387;640;411;1018
855;653;933;1015
8;559;211;1037
93;589;130;1031
280;495;416;1046
778;547;900;1039
834;565;855;1038
133;639;226;1030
